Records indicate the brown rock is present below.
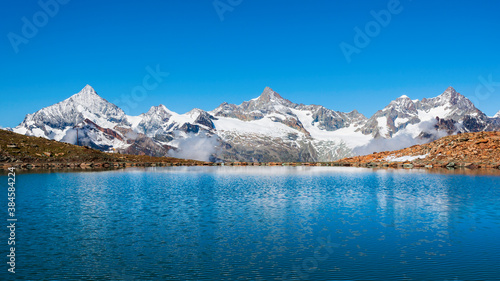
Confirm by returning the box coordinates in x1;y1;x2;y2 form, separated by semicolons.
475;139;489;144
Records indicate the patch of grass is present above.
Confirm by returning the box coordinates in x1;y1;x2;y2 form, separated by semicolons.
0;129;204;164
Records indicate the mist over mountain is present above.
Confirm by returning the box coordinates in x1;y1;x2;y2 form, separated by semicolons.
10;85;500;162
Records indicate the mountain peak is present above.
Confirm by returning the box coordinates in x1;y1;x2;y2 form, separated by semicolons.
83;84;95;91
254;87;295;107
259;87;283;101
233;87;296;114
187;108;205;116
422;86;477;114
146;104;174;116
387;94;416;113
440;86;459;98
494;110;500;118
445;86;456;93
438;86;472;104
76;84;99;97
66;84;118;112
430;86;466;105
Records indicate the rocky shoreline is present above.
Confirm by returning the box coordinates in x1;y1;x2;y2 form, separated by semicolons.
334;131;500;169
3;158;500;173
2;129;499;173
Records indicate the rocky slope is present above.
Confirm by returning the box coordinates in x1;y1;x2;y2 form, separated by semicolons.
336;131;500;168
10;85;500;162
0;129;202;166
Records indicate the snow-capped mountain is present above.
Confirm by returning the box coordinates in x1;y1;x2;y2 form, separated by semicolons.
12;85;211;157
212;87;366;132
130;105;215;142
495;111;500;118
210;87;369;161
359;87;488;139
15;85;127;140
11;85;500;162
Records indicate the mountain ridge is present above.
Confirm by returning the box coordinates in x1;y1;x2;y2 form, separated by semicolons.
10;85;500;162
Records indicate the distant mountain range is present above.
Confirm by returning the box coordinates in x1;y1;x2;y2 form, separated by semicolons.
10;85;500;162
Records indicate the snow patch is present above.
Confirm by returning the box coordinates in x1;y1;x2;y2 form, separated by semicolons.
395;117;409;127
213;116;298;137
384;154;428;162
289;108;372;148
127;115;143;129
418;105;450;121
376;116;388;136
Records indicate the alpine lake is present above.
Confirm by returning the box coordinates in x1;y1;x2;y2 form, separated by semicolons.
1;166;499;280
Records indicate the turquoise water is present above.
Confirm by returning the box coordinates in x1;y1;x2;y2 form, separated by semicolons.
1;167;500;280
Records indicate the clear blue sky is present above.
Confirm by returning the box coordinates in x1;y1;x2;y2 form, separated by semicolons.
1;0;500;127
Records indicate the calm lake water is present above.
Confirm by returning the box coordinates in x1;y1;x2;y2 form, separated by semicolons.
1;167;500;280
